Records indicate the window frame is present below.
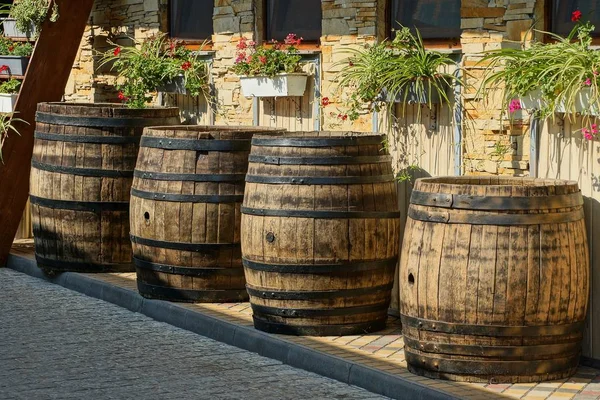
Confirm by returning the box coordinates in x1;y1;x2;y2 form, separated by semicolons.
168;0;214;47
548;0;600;39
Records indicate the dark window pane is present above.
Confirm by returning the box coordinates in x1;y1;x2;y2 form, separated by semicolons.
170;0;213;40
391;0;461;39
266;0;322;42
552;0;600;36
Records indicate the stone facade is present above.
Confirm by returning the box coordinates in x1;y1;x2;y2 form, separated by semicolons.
65;0;548;176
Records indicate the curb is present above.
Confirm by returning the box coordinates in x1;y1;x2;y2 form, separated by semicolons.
6;253;457;400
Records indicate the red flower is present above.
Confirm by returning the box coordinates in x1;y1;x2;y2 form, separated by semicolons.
0;65;9;73
572;10;582;22
338;113;348;121
236;38;247;50
259;56;267;64
118;91;127;101
181;61;192;70
113;47;121;56
8;45;14;53
321;97;330;106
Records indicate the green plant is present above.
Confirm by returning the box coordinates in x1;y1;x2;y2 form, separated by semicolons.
336;27;461;122
9;0;58;38
231;34;303;76
480;10;600;132
98;33;210;109
0;113;27;162
0;79;21;94
0;37;33;56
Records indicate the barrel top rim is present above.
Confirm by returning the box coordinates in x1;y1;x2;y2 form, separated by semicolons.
37;102;180;111
253;132;384;139
144;125;286;133
416;176;580;188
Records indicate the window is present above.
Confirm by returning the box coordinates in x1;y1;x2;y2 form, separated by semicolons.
390;0;461;40
265;0;322;42
170;0;213;41
551;0;600;35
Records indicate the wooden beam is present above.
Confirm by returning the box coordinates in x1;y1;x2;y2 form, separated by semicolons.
0;0;95;265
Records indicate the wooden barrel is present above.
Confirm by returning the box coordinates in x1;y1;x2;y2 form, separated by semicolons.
130;126;285;302
400;176;589;383
241;132;400;336
30;103;180;273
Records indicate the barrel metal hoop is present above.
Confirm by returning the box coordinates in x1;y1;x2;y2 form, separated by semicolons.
251;302;389;318
30;195;129;212
36;112;179;128
32;160;134;178
407;206;584;226
131;188;244;203
245;282;394;300
403;337;581;359
410;190;584;211
251;136;384;147
130;235;238;252
400;315;585;337
241;207;400;219
245;174;395;185
34;131;141;144
140;136;251;151
134;170;246;182
137;281;248;303
248;155;393;165
242;258;398;274
252;316;388;336
404;349;580;376
35;255;133;272
134;257;244;277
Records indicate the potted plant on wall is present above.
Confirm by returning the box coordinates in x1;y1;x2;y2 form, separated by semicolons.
0;78;20;112
99;34;209;109
232;33;308;98
2;0;58;39
480;11;600;132
336;27;461;122
0;36;33;76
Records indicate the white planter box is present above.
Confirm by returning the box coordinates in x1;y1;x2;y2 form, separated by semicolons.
520;88;600;116
2;18;36;39
240;73;308;98
0;93;17;112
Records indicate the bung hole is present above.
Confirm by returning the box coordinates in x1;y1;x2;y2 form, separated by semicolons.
408;273;415;286
144;211;150;221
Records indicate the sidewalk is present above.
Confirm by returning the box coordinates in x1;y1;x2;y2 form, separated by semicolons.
9;241;600;400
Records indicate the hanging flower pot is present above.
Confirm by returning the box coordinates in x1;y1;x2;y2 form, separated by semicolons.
0;56;30;76
2;18;36;39
239;73;308;98
519;88;600;116
384;80;451;105
0;93;17;113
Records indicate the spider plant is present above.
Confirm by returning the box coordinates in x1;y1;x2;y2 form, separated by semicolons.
0;113;27;162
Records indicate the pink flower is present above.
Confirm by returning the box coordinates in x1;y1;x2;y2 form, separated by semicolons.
592;124;598;133
584;78;592;86
572;10;582;22
585;132;594;140
508;98;522;113
321;97;330;106
248;40;256;47
259;56;267;64
236;38;247;50
235;52;246;63
284;33;303;46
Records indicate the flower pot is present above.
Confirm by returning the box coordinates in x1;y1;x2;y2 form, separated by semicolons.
519;89;546;111
240;73;308;97
520;88;600;116
0;93;17;112
385;80;450;104
0;56;30;76
2;18;36;39
157;75;187;94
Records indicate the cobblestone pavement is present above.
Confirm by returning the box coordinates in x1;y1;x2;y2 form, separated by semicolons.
0;269;387;400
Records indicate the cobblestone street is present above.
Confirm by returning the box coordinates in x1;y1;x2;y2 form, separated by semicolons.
0;269;386;400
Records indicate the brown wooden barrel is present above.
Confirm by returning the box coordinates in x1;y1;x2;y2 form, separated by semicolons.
241;132;400;336
30;103;180;273
130;126;285;302
400;176;589;383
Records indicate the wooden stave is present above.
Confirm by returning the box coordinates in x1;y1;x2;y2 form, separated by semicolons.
400;176;589;382
241;133;400;336
130;126;285;303
30;103;180;273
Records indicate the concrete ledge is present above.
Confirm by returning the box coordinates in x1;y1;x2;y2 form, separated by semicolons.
6;253;456;400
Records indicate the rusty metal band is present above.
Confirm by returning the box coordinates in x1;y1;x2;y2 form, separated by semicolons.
242;257;397;274
36;112;179;128
252;316;387;336
140;136;251;151
131;188;244;203
130;235;238;252
34;131;140;144
245;282;393;300
404;349;580;376
134;170;246;182
245;174;395;185
251;302;389;318
32;160;134;178
134;257;244;277
401;315;585;337
410;190;584;211
137;281;248;303
407;206;584;226
36;255;133;272
251;136;384;147
30;195;129;212
241;206;400;219
403;337;581;359
248;154;393;165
